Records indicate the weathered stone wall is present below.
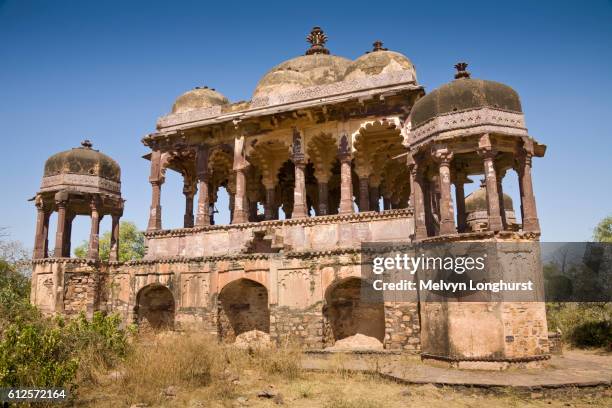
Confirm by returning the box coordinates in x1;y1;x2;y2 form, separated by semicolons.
143;210;414;259
501;302;549;357
418;235;549;363
270;304;325;349
383;302;421;351
63;272;98;317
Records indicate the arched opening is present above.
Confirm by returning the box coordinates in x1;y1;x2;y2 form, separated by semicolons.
353;121;408;212
218;278;269;341
136;284;175;330
324;277;385;345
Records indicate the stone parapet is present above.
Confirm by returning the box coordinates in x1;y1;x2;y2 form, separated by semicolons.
143;209;414;260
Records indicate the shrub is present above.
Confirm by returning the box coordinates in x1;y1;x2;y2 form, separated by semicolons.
547;302;612;350
0;321;78;389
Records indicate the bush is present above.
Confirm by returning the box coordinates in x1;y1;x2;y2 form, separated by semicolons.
0;309;131;394
0;322;78;389
569;320;612;349
547;302;612;350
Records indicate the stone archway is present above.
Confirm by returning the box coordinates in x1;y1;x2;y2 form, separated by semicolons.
218;278;270;341
136;284;175;330
324;277;385;344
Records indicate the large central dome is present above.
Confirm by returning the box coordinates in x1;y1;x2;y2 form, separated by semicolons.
253;53;352;99
253;27;351;99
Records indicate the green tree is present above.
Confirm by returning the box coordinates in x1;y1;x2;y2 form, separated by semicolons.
593;216;612;242
74;221;145;262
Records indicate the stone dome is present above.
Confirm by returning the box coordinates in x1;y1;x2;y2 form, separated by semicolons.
343;41;417;82
253;53;351;99
43;140;121;183
465;183;514;213
171;86;229;114
410;63;522;128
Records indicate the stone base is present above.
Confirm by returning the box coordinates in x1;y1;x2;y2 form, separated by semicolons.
421;354;551;371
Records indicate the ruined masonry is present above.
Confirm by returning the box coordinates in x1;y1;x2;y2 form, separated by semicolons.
30;27;549;369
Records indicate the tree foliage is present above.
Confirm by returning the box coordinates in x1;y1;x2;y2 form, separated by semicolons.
0;230;132;392
593;215;612;242
74;221;145;262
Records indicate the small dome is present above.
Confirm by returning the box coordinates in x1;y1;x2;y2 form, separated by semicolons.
343;41;417;82
253;54;351;99
43;140;121;183
465;182;514;213
410;63;522;128
171;86;229;114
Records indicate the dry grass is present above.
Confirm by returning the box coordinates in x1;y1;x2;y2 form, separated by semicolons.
76;332;612;408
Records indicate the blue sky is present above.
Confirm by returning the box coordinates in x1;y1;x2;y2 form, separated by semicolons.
1;0;611;249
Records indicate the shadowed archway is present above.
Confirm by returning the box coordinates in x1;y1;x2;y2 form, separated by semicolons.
135;284;175;330
324;277;385;343
218;278;270;341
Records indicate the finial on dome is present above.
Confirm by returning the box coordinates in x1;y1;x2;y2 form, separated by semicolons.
305;26;330;55
371;40;388;53
81;140;93;149
454;62;471;79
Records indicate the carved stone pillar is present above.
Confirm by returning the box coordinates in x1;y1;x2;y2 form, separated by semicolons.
147;150;164;231
109;214;120;262
382;188;392;210
410;162;428;240
87;199;101;259
317;180;329;215
232;168;248;224
195;146;210;227
248;200;259;222
264;182;276;220
454;174;467;233
42;210;50;258
33;197;48;259
517;144;540;232
290;129;308;219
478;134;503;232
369;176;381;212
63;212;75;257
54;192;68;257
183;182;195;228
496;167;508;230
433;149;455;235
292;161;308;218
358;176;370;212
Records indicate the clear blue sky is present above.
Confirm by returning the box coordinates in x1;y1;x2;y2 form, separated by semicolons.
1;0;611;249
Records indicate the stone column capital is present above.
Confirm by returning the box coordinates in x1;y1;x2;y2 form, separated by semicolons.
337;153;352;163
182;182;197;197
54;191;69;207
337;132;352;163
89;196;101;211
432;148;454;166
292;156;306;166
515;150;533;169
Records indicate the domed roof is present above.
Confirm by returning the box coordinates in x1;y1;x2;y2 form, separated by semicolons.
253;54;351;99
410;63;522;128
171;86;229;114
43;140;121;183
465;181;513;213
252;27;351;99
343;41;417;82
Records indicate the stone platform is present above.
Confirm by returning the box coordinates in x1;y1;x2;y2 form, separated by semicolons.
302;350;612;389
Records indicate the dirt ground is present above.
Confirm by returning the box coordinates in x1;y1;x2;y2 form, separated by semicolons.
75;332;612;408
79;368;612;407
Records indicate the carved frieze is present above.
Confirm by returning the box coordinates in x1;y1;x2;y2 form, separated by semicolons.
409;108;528;146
